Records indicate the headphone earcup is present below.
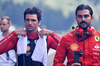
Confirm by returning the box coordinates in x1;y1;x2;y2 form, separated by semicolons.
74;26;84;36
74;26;95;36
87;26;95;35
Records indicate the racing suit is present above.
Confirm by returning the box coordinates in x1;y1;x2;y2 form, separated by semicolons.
54;30;100;66
0;31;60;66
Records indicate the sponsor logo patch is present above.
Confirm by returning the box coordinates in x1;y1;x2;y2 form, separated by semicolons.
27;46;30;51
70;43;79;51
94;44;100;49
92;44;100;51
34;40;37;44
95;36;99;41
27;40;30;45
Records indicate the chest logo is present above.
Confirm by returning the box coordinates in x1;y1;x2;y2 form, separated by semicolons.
92;44;100;51
94;44;100;49
34;40;37;44
95;36;99;41
70;43;79;51
27;46;30;51
27;40;30;45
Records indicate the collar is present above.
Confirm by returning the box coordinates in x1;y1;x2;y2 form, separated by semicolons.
27;31;38;39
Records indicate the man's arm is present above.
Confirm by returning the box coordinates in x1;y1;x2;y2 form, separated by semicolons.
50;32;61;43
38;29;53;38
38;29;61;50
15;29;27;36
38;29;60;42
38;29;61;44
0;29;27;54
53;37;67;66
0;31;17;54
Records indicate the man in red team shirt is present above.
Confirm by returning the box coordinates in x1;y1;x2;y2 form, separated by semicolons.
53;4;100;66
0;6;60;66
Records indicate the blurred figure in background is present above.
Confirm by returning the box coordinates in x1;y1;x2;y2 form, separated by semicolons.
0;16;16;66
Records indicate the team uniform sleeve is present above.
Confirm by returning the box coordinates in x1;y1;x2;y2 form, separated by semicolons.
50;32;61;43
0;31;17;54
53;37;67;66
47;32;61;51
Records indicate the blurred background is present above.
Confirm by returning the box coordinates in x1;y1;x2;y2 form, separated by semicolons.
0;0;100;66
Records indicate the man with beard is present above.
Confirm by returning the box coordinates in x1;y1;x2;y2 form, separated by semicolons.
0;6;60;66
53;4;100;66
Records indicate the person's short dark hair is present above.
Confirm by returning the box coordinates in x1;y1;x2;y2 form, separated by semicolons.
24;6;42;21
75;4;93;17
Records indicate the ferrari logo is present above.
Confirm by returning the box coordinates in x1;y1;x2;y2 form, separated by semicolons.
34;40;37;44
95;36;99;41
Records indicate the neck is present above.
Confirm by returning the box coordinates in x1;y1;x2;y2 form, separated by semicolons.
83;28;87;32
2;30;10;37
27;30;38;39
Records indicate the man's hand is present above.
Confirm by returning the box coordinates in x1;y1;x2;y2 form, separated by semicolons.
38;29;53;38
71;63;81;66
15;29;27;36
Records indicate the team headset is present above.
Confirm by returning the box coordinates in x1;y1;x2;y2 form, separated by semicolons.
73;26;95;36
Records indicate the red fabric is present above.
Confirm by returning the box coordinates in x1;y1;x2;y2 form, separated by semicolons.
0;31;61;54
0;31;17;54
54;30;100;66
